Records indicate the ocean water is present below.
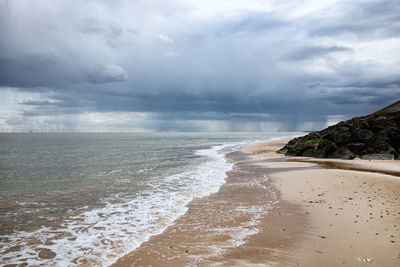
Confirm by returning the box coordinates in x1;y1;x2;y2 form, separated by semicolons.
0;132;298;266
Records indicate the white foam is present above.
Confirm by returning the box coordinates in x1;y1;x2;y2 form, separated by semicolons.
109;169;123;174
0;145;233;267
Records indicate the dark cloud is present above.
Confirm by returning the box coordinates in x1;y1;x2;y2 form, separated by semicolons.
318;84;400;108
286;45;352;61
1;0;400;132
0;51;75;88
309;0;400;39
79;18;123;39
215;12;288;36
137;120;205;132
20;100;55;106
85;65;128;84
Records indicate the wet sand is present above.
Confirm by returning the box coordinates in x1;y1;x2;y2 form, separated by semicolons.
113;140;400;266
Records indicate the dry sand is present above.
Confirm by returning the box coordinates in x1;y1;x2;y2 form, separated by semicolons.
113;139;400;266
244;140;400;266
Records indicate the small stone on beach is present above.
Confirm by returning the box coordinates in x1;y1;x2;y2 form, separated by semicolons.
38;248;56;259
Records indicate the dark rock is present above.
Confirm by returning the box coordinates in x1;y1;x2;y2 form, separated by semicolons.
318;139;337;156
387;128;400;149
369;116;397;132
346;143;365;154
276;148;287;154
321;132;335;141
303;148;326;158
278;100;400;160
331;146;356;159
333;131;351;146
355;117;369;129
357;129;373;140
371;135;396;155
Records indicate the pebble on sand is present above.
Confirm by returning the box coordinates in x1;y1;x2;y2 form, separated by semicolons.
38;248;56;259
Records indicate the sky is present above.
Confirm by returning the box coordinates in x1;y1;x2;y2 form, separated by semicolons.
0;0;400;132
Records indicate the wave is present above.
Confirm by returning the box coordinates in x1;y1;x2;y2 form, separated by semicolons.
0;145;233;266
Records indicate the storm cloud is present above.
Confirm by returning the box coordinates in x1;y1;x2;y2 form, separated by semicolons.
0;0;400;132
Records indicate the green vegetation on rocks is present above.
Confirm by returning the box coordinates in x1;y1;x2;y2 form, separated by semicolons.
278;100;400;159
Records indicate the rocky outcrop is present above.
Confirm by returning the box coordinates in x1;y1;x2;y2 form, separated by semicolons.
278;100;400;159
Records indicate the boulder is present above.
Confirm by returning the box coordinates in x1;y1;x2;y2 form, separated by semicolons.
357;129;373;140
346;143;365;155
331;146;356;159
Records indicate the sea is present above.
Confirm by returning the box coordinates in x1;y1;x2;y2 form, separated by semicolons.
0;132;299;266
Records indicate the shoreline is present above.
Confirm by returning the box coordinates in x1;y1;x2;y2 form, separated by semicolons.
112;146;281;266
245;140;400;266
113;139;400;266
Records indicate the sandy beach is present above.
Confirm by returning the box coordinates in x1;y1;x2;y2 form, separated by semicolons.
113;140;400;266
245;140;400;266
